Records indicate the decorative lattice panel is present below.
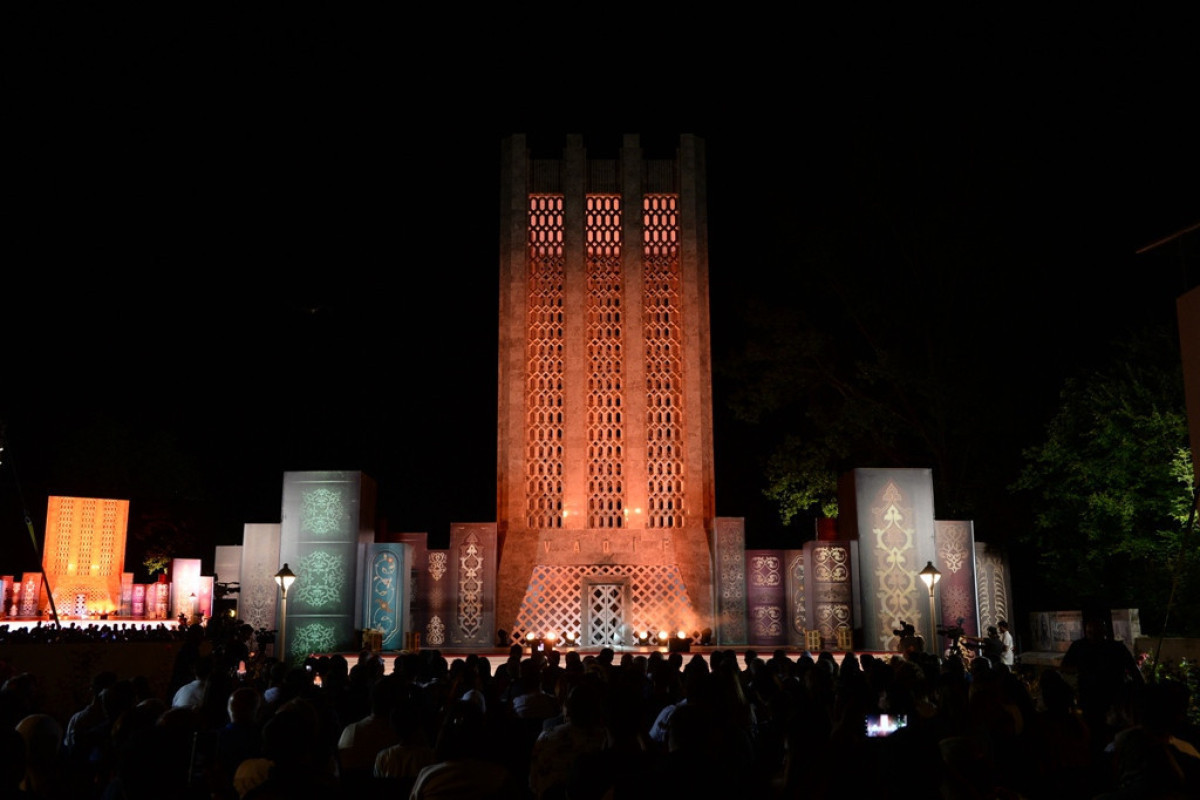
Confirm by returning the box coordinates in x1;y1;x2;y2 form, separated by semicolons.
78;499;95;573
586;193;625;529
100;502;119;575
526;194;566;529
642;194;684;528
51;501;73;574
513;564;695;643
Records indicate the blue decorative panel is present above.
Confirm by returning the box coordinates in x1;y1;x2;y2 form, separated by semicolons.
364;543;408;650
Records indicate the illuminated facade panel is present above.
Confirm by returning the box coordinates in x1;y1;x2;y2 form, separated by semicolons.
642;193;685;529
526;194;567;529
497;134;717;642
278;471;376;665
586;193;625;529
41;496;129;616
238;524;281;634
364;542;409;651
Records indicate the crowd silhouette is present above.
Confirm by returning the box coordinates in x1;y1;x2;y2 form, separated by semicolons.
1;616;1198;799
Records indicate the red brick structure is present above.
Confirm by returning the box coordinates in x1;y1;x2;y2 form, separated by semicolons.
494;134;720;647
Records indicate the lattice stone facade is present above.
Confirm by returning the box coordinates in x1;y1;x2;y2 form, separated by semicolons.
497;134;717;644
41;496;129;616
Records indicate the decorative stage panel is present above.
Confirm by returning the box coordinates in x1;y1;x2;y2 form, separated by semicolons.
839;469;938;651
394;533;429;648
935;520;979;638
974;542;1013;637
804;540;854;652
785;550;806;648
171;558;202;620
746;550;786;647
446;524;497;648
364;542;409;651
713;517;747;645
279;471;377;663
239;524;281;635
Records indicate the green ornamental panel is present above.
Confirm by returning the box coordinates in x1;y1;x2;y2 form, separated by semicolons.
278;471;375;663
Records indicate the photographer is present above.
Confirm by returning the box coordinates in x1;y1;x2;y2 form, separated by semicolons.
893;621;924;658
961;625;1004;667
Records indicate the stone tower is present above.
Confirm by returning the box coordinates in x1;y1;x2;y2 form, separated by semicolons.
495;133;718;647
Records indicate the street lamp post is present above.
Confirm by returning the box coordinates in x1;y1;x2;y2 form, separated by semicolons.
919;561;941;655
274;564;296;664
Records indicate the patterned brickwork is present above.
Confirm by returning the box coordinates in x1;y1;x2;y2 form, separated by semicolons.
527;194;566;529
513;564;695;644
42;496;128;616
586;194;625;529
642;194;684;529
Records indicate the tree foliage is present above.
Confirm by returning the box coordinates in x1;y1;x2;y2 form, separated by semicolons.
718;287;997;534
1012;326;1197;634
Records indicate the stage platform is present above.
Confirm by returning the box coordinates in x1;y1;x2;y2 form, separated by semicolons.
0;617;903;672
324;645;898;675
0;616;183;632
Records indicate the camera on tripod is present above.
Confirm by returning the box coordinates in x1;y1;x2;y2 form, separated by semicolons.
936;617;966;643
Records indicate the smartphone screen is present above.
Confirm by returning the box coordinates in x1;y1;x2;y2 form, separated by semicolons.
865;713;908;738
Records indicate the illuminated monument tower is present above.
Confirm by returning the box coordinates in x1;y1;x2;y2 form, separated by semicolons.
40;496;129;617
495;133;730;647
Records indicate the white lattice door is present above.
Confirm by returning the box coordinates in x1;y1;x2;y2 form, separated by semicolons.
585;583;624;647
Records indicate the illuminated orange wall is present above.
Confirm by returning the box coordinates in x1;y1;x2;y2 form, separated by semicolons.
495;134;717;640
42;496;129;615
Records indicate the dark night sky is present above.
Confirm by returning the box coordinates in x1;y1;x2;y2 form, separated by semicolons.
3;14;1198;602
